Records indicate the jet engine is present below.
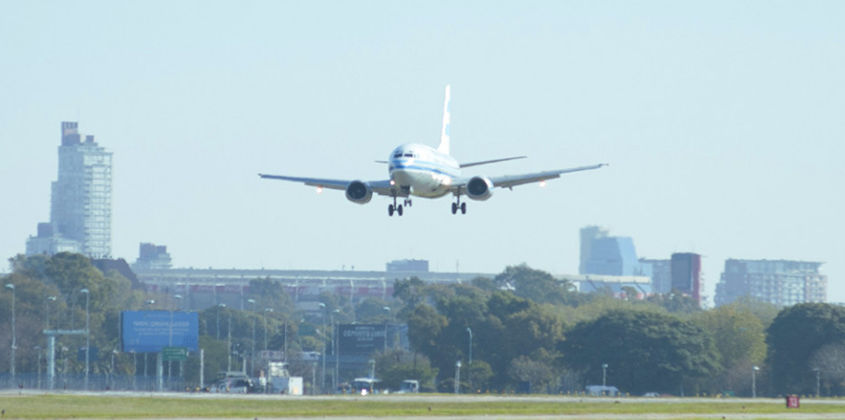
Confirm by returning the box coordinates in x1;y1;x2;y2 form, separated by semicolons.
345;180;373;204
466;176;494;201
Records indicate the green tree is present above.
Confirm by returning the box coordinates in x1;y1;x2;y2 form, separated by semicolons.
406;304;447;367
645;290;702;314
693;302;767;395
493;264;581;306
373;348;438;391
766;303;845;395
560;309;718;395
355;297;392;323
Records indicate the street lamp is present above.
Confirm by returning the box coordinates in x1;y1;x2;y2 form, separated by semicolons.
35;345;42;389
455;360;462;394
170;294;183;380
227;307;232;372
145;299;155;388
263;307;273;351
752;365;760;398
80;288;90;390
45;295;57;329
383;306;391;353
332;308;340;392
216;303;226;340
602;363;608;387
5;283;15;381
466;327;472;392
247;299;256;375
319;302;327;394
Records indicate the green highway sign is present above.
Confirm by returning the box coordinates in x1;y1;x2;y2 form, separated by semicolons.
162;346;188;361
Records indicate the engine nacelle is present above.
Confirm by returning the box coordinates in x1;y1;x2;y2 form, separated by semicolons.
466;176;494;201
345;180;373;204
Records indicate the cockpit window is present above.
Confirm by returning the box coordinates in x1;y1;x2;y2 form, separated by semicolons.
404;153;414;157
393;153;402;158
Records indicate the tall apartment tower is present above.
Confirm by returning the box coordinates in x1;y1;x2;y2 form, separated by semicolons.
580;226;641;276
670;252;702;304
714;259;827;307
26;122;112;258
579;226;608;274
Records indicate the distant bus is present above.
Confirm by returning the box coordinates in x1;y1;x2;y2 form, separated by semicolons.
351;377;382;395
586;385;620;396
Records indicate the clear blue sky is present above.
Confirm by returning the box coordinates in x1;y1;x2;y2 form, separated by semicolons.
2;1;843;305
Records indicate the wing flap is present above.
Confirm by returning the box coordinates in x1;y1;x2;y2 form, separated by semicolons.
258;174;400;196
491;164;607;189
459;155;527;168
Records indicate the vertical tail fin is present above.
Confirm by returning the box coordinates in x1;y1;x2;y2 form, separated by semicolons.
437;84;451;155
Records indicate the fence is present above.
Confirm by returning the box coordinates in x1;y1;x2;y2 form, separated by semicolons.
0;373;193;392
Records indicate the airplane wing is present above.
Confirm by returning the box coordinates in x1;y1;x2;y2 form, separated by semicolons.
258;174;398;196
459;155;527;168
450;163;607;192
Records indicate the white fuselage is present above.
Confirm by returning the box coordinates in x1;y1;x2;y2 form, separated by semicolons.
388;143;460;198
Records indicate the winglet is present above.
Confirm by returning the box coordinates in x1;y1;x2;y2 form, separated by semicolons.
437;84;451;155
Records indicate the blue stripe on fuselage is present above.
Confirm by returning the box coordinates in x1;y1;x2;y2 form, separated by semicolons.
391;161;458;178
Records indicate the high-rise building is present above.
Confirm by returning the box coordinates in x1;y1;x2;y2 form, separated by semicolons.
580;226;640;276
670;252;702;304
133;243;172;271
26;122;112;258
640;258;671;294
714;259;827;307
579;226;608;274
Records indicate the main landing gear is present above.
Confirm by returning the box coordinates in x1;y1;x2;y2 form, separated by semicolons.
389;197;411;217
451;197;467;215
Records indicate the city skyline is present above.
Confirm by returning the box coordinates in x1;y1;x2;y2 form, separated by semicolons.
1;1;842;304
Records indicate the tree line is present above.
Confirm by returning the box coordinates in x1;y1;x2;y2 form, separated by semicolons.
2;254;844;396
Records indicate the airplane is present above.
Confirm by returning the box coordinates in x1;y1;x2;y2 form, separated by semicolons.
259;85;607;216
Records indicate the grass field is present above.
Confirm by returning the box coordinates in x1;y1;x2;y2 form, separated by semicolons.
1;393;843;419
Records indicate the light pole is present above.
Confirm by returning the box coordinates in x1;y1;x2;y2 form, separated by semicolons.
145;299;155;390
331;309;340;392
45;295;57;329
5;283;15;382
247;299;255;375
602;363;608;387
80;288;90;390
455;360;462;394
263;308;273;351
383;306;390;353
216;303;226;340
813;368;821;398
110;349;117;390
170;294;183;381
35;345;42;389
227;308;232;372
466;327;472;392
319;302;327;394
752;365;759;398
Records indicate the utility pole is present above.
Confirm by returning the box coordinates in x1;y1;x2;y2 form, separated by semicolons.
247;299;255;376
467;327;472;392
602;363;608;387
5;284;16;382
752;365;759;398
81;288;90;390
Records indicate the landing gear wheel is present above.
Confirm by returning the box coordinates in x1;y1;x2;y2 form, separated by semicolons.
397;204;404;216
388;204;395;216
460;202;467;214
451;202;458;215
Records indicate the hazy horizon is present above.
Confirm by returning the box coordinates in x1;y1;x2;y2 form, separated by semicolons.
2;1;842;305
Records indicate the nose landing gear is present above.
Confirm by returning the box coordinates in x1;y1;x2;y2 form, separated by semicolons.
389;195;405;216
